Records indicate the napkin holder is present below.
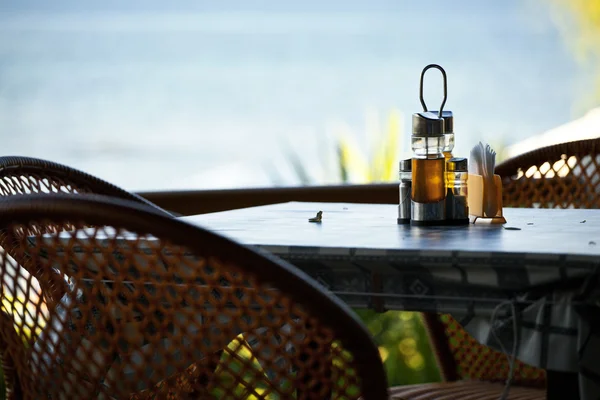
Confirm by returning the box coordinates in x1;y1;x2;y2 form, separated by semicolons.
467;173;507;224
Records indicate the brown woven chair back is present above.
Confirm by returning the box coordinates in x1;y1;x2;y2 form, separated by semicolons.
0;194;388;400
423;314;546;387
495;138;600;208
0;156;171;215
0;156;173;305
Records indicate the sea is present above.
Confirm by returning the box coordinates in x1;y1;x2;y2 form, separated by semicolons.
0;0;590;191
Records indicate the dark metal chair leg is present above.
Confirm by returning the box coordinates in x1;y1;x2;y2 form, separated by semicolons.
421;312;459;381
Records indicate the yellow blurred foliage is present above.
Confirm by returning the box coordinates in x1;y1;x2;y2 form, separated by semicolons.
398;337;417;357
406;353;425;371
554;0;600;60
379;346;390;363
399;311;414;321
1;293;47;340
552;0;600;107
336;109;403;183
223;334;267;375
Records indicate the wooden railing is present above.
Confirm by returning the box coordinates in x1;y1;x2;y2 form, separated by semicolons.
138;183;398;216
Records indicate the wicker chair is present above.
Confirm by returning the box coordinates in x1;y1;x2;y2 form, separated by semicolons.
497;137;600;209
0;156;171;215
394;139;600;399
0;156;173;306
0;194;388;399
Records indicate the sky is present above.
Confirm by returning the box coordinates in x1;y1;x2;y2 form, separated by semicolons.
0;0;590;190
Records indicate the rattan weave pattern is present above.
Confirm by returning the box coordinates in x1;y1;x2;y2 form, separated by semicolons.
0;156;170;214
0;194;388;399
496;138;600;209
0;156;173;308
439;315;546;386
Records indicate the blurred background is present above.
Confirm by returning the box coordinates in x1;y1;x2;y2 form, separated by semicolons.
0;0;599;387
1;0;599;191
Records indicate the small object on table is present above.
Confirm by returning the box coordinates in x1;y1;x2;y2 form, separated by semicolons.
308;211;323;223
468;142;507;225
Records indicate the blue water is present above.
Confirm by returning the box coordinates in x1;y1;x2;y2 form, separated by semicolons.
0;0;587;190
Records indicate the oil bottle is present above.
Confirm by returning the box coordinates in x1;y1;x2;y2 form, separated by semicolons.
410;64;448;226
410;111;446;225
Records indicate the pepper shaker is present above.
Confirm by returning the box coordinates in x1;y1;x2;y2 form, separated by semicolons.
398;159;412;224
445;157;469;225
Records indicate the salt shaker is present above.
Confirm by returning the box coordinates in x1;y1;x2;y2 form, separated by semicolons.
397;159;412;224
445;157;469;224
430;110;454;161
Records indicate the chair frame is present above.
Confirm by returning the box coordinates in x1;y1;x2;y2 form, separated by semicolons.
0;156;172;216
495;137;600;180
0;193;389;399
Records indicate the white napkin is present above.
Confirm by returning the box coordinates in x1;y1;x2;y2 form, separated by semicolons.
470;142;498;217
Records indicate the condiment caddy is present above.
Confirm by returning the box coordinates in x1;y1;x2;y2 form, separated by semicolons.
398;64;505;226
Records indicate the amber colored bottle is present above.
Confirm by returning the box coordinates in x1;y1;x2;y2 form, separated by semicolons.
411;157;446;203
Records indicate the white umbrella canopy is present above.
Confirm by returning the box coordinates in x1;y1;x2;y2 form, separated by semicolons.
503;107;600;159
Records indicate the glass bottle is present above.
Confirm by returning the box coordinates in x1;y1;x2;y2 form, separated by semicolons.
410;111;446;225
438;111;455;161
430;110;454;161
398;159;412;224
445;157;469;224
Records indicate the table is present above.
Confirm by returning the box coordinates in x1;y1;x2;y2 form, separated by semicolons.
183;202;600;399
